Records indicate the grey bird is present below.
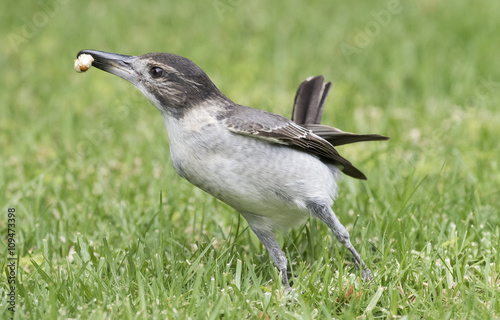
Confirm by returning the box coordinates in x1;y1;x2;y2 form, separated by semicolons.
76;49;389;287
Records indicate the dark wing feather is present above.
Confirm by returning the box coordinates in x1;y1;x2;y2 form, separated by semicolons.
223;105;367;180
303;124;389;146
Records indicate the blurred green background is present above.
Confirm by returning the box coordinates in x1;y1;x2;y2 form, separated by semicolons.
1;0;499;319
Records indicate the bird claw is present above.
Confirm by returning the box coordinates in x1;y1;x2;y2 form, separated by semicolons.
362;267;373;281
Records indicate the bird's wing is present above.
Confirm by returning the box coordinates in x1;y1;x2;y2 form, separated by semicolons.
222;105;367;180
304;124;390;146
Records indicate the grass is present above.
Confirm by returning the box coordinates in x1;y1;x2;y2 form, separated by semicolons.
1;0;500;318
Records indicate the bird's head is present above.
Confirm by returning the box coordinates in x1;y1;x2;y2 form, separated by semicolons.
77;50;227;118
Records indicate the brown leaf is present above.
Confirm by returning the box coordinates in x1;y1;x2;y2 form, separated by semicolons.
336;285;363;303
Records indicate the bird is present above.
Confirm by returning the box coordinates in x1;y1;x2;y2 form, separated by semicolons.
75;49;389;287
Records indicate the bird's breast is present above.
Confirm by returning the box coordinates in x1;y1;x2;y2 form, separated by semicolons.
161;108;340;224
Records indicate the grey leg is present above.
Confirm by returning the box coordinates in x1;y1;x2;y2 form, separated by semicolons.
307;201;373;280
247;224;289;287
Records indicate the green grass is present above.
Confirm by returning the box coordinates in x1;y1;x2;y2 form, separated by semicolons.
1;0;500;318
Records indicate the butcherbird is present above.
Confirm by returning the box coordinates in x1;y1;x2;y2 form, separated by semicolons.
76;49;388;287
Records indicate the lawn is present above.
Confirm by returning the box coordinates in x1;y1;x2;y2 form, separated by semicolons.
1;0;499;318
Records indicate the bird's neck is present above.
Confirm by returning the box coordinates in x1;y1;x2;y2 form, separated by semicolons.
161;99;233;137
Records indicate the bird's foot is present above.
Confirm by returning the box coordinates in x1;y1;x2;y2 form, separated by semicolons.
284;285;294;294
362;267;373;281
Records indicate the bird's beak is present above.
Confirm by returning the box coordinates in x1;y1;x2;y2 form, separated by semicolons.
77;49;137;82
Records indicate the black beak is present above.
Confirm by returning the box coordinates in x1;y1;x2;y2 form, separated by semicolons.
77;49;137;82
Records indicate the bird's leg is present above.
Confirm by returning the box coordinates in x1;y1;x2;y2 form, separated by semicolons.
307;201;373;281
247;224;289;287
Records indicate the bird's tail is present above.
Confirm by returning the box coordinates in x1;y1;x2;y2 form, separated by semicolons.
291;76;389;147
292;75;331;125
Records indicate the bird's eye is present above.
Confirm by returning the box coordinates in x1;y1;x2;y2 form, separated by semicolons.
150;67;165;79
